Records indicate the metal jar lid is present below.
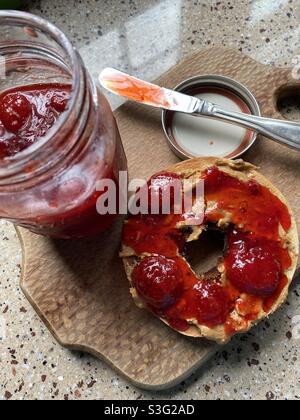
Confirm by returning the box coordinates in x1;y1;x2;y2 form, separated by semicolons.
162;75;261;160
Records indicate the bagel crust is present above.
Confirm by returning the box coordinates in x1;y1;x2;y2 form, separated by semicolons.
121;158;299;344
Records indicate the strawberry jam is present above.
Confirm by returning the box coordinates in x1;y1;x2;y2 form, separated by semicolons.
146;172;183;214
0;15;127;240
100;68;170;108
0;84;70;159
123;214;186;257
0;83;126;238
123;166;293;338
224;229;282;297
132;255;184;309
204;166;291;240
185;280;231;327
123;172;186;256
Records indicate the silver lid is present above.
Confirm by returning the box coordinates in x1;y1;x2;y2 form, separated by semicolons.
162;75;261;160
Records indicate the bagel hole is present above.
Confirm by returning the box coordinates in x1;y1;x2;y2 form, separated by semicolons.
276;86;300;121
185;228;225;278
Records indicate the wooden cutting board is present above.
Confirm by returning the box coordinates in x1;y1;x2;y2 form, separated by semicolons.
17;47;300;390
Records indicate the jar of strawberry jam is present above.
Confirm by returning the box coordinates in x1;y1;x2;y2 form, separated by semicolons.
0;11;127;238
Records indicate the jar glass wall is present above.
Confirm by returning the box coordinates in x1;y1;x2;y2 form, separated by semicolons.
0;11;127;239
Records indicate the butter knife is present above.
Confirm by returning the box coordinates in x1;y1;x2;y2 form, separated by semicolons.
99;68;300;151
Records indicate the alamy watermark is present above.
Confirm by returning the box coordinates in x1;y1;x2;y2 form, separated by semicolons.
96;171;205;225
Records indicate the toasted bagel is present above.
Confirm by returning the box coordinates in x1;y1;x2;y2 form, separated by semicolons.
121;158;298;344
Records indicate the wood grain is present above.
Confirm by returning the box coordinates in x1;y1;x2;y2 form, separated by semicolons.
18;47;300;390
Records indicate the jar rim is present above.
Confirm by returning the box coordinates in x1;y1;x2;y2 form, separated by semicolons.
0;10;81;176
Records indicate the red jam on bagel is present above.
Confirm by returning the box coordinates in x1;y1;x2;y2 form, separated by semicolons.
121;158;298;343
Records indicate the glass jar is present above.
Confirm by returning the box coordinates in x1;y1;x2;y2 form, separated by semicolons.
0;11;127;239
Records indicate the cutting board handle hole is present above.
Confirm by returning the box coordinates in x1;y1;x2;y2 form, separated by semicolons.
275;84;300;121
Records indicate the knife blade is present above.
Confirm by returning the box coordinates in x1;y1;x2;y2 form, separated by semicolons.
99;68;300;151
99;68;204;114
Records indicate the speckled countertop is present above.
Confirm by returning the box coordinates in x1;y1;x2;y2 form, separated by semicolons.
0;0;300;401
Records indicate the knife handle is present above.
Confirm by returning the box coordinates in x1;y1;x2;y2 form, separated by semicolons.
200;103;300;151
